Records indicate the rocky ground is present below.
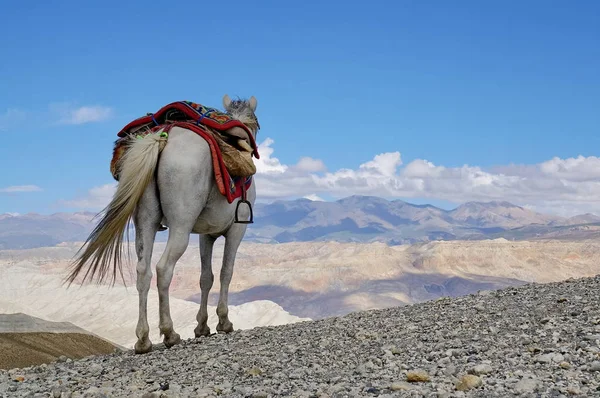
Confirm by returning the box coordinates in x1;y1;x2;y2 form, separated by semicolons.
2;275;600;397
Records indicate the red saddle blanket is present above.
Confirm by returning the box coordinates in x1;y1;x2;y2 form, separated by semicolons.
111;101;257;204
117;101;259;158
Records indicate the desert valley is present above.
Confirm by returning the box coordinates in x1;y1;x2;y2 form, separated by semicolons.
1;196;599;352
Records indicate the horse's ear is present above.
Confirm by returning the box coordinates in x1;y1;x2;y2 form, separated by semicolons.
249;96;257;112
222;94;232;109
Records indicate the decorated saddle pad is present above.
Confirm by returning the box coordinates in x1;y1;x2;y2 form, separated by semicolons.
110;101;258;204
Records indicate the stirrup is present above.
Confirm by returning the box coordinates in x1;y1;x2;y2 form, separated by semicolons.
234;199;254;224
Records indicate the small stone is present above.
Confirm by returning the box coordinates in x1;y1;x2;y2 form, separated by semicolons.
560;362;572;369
390;382;413;391
446;349;463;358
588;361;600;372
583;334;600;341
253;391;268;398
514;378;538;393
290;369;304;379
534;354;554;364
406;369;430;382
455;374;482;391
444;365;458;376
88;363;103;376
52;389;62;398
214;384;230;394
196;388;216;397
438;357;451;366
84;387;102;396
552;353;565;363
247;366;263;376
469;364;492;375
12;375;25;382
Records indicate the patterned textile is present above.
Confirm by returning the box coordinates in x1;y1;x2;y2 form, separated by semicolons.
116;101;259;158
110;100;257;204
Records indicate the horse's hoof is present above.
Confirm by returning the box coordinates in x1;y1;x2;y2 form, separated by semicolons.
216;321;234;334
164;332;181;348
134;339;153;354
194;325;211;338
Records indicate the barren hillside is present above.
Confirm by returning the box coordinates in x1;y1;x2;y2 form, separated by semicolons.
0;313;120;370
1;238;599;325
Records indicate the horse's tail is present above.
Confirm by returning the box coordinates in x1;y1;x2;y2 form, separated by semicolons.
64;131;168;287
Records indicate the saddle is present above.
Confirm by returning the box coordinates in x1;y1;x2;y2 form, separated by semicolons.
110;101;259;209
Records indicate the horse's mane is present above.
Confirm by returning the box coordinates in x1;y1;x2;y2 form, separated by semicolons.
226;98;260;134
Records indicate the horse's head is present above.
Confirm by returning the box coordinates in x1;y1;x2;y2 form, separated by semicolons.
222;94;260;138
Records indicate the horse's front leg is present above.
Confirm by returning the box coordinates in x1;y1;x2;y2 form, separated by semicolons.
156;228;190;348
216;224;247;333
194;234;216;337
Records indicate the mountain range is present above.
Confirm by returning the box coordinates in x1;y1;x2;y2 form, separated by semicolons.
1;196;599;249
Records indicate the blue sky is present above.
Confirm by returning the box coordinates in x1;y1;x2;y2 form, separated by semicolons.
1;1;599;216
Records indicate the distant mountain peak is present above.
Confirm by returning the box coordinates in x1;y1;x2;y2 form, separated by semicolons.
1;195;596;249
460;200;520;209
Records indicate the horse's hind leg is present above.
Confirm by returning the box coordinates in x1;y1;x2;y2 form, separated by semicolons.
155;226;193;348
194;234;216;337
133;179;161;354
216;224;247;333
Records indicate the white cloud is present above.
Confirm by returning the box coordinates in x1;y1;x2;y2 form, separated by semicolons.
53;104;114;125
1;102;114;130
254;138;288;174
538;156;600;181
251;139;600;216
402;159;444;179
359;152;402;177
0;185;42;193
63;138;600;216
294;157;327;173
61;183;116;209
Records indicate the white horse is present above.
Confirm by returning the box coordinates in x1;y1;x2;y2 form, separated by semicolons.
65;95;259;354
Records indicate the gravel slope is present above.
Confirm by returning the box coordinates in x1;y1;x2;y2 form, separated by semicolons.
2;275;600;397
